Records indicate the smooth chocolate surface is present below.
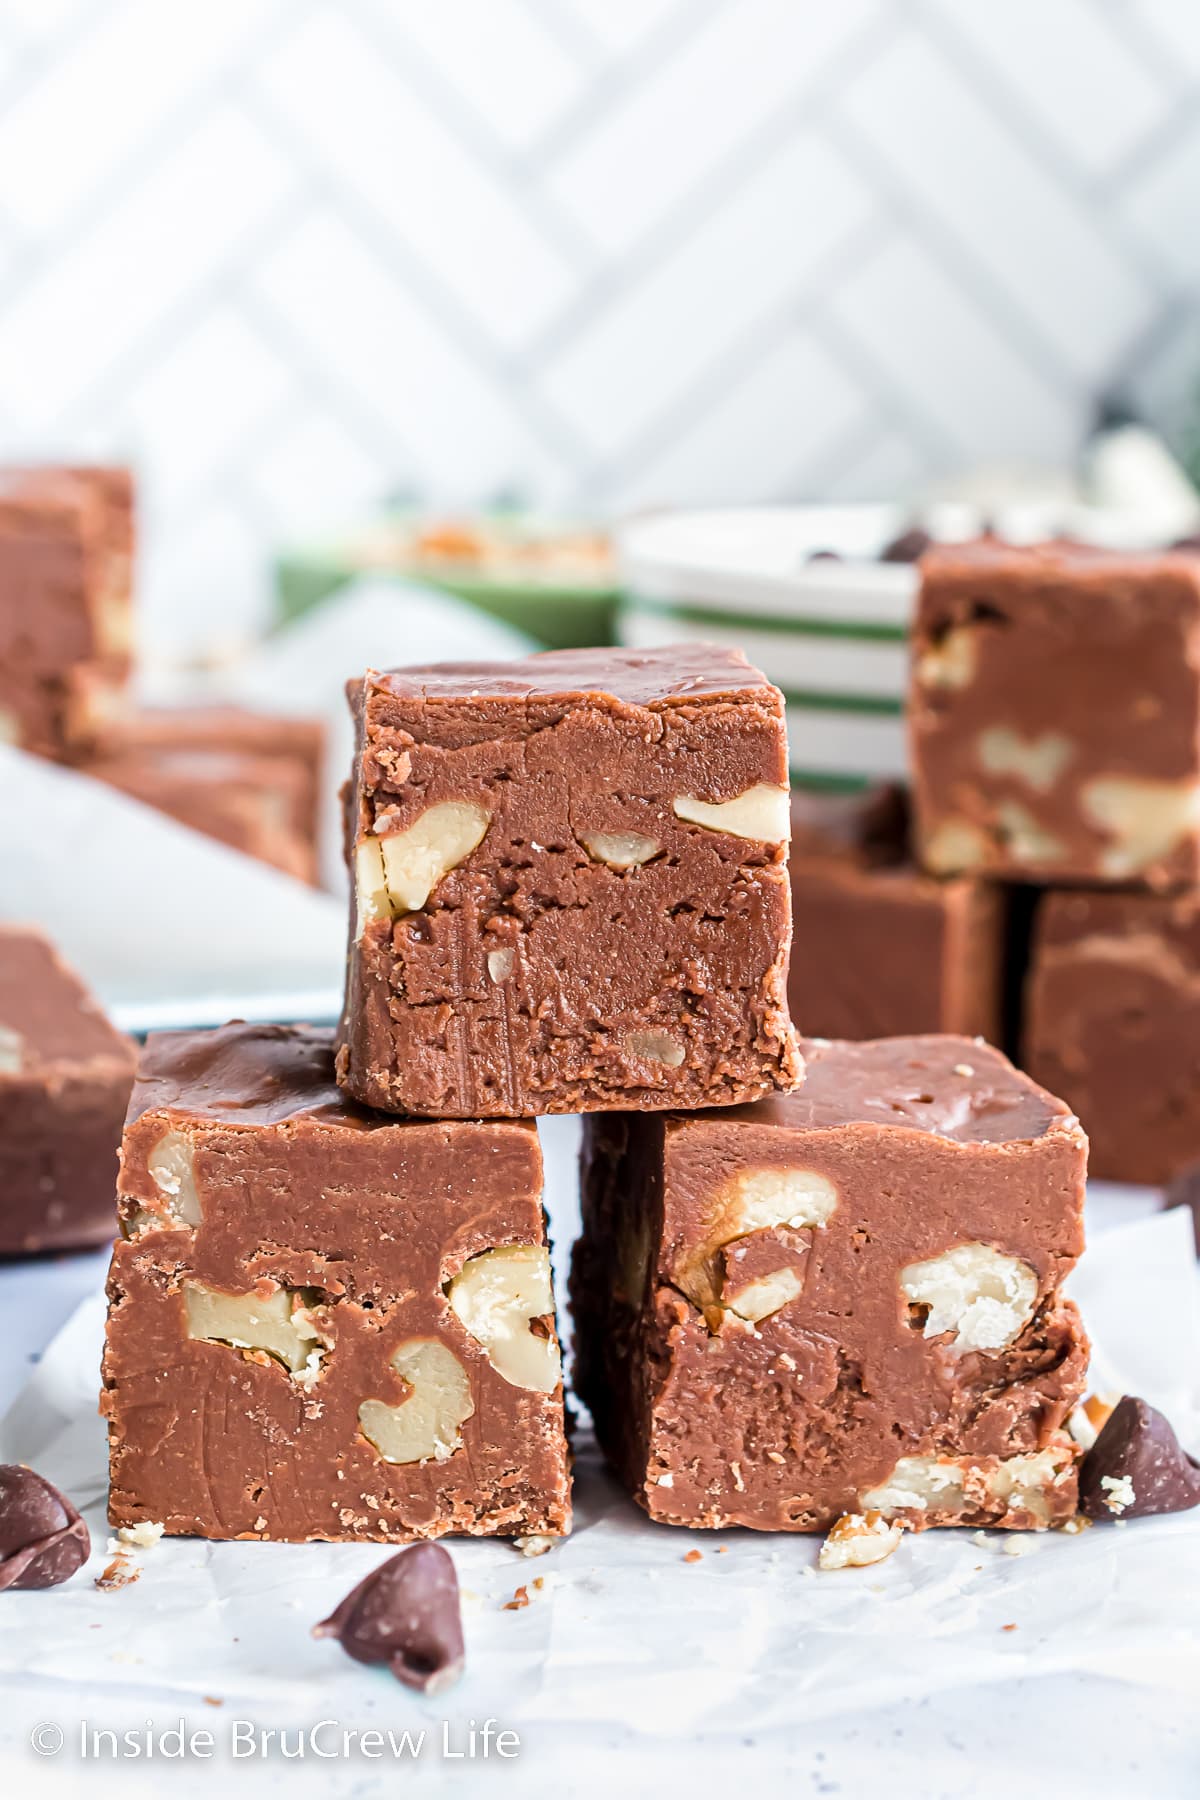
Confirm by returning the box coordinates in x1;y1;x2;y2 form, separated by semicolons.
0;925;135;1254
571;1033;1087;1532
104;1023;570;1542
370;643;778;709
86;707;324;885
1024;887;1200;1185
910;543;1200;888
314;1542;465;1693
787;787;1005;1042
338;644;800;1118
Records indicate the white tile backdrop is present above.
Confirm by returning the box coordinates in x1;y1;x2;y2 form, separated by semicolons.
0;0;1197;656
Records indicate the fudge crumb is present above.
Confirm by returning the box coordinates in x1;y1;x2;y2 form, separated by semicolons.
503;1586;530;1611
818;1512;903;1571
203;1697;223;1708
95;1554;141;1591
683;1549;703;1564
1100;1474;1136;1515
1001;1623;1017;1632
116;1521;164;1550
1058;1514;1093;1535
513;1534;554;1557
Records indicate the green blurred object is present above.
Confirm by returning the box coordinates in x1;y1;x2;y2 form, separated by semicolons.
275;512;620;650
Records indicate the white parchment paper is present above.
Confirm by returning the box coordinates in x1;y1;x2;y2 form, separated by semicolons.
0;745;346;1030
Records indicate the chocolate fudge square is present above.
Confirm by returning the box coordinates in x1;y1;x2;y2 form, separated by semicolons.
571;1035;1088;1532
338;645;801;1118
910;543;1200;888
86;707;325;885
788;785;1005;1042
104;1023;570;1542
0;925;135;1253
1024;888;1200;1185
0;465;134;758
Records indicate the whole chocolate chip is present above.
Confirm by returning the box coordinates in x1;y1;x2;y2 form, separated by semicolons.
879;525;933;564
313;1542;464;1693
0;1464;91;1590
1078;1397;1200;1521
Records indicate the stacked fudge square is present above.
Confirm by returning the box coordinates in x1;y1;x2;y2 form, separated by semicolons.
910;542;1200;1185
0;464;325;883
104;643;1090;1545
0;465;134;758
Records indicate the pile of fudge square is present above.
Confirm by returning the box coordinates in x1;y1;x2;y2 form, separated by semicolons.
4;529;1200;1688
0;464;325;883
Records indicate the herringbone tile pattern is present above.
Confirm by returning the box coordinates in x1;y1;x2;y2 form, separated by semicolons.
0;0;1195;656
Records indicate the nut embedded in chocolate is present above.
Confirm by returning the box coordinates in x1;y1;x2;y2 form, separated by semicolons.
1078;1396;1200;1521
313;1543;464;1693
0;1464;90;1590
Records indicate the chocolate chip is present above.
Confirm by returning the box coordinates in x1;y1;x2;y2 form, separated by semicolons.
879;526;933;564
0;1464;90;1590
1078;1396;1200;1521
313;1542;464;1693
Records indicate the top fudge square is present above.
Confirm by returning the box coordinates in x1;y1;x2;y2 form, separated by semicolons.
339;645;801;1118
910;543;1200;888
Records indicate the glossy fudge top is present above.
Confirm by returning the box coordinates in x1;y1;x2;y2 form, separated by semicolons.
364;643;779;714
700;1034;1078;1147
919;539;1200;623
0;925;133;1074
129;1022;359;1129
131;1023;540;1152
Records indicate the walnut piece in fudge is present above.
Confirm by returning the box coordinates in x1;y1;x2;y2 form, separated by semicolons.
0;925;135;1254
788;785;1005;1042
0;464;134;759
103;1023;570;1542
1024;887;1200;1185
86;707;325;885
338;645;801;1118
571;1034;1088;1532
910;544;1200;888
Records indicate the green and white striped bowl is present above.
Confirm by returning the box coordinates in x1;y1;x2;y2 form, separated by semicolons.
618;506;918;788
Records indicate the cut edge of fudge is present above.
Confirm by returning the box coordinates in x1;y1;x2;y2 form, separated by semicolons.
337;642;802;1119
909;542;1200;890
571;1033;1088;1534
1023;886;1200;1185
0;925;135;1253
787;785;1007;1043
103;1022;571;1543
